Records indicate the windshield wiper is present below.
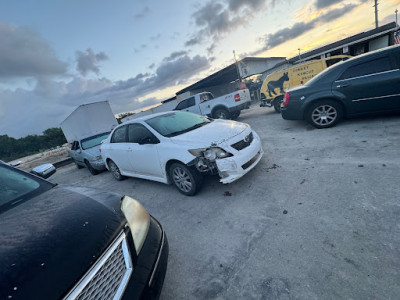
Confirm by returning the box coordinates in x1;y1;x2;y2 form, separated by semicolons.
166;121;209;137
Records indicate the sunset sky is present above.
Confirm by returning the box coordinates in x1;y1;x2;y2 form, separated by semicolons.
0;0;399;137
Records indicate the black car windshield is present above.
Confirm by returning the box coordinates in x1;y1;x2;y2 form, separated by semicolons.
0;164;54;213
145;111;211;137
305;66;332;86
81;132;110;150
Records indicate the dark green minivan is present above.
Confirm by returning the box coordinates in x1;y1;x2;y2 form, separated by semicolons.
281;45;400;128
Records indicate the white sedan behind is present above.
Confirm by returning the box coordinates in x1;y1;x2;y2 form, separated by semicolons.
100;111;263;195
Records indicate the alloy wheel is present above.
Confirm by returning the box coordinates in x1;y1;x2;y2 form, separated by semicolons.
311;105;337;126
172;166;192;193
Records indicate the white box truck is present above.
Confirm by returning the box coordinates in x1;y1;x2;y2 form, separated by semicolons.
61;101;118;175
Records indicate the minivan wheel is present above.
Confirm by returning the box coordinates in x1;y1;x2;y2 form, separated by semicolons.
273;98;283;113
169;162;202;196
85;160;99;175
108;160;125;181
213;108;230;119
306;100;343;129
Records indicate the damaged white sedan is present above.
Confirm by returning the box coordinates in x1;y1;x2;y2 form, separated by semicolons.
100;111;263;196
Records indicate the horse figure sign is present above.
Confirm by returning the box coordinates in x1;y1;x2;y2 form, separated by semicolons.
267;72;289;98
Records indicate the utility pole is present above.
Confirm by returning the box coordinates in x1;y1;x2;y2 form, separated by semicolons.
374;0;379;28
396;8;398;27
233;50;241;84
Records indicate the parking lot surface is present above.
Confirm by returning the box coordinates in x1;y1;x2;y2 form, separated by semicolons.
50;105;400;299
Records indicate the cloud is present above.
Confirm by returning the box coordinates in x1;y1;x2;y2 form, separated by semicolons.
163;51;188;62
322;4;357;22
111;54;211;96
381;13;397;25
0;53;211;138
258;4;358;52
75;48;108;76
185;0;269;47
150;34;161;41
315;0;344;9
228;0;270;11
134;6;150;19
0;23;67;79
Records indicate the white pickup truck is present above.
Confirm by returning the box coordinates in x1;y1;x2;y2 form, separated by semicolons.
174;89;251;119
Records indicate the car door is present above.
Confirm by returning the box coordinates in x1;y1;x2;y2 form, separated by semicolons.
333;54;400;115
175;97;201;115
107;125;132;172
198;93;214;115
127;123;164;178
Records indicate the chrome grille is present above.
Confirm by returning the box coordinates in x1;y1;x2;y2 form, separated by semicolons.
65;232;133;300
231;132;253;151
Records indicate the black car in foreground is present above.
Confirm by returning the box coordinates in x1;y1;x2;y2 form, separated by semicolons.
281;45;400;128
0;162;168;300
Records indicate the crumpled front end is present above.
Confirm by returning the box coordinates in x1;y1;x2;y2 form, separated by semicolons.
190;129;263;184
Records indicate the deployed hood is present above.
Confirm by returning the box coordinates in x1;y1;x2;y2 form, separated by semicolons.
0;185;126;300
170;119;249;147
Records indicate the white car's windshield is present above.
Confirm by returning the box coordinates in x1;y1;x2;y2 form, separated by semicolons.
81;132;110;150
145;111;211;137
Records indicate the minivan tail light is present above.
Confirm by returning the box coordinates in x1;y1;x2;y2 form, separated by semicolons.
283;92;290;106
234;93;240;102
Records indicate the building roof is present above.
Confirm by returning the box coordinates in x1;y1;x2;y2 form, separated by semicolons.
176;22;399;96
176;57;285;95
290;22;398;63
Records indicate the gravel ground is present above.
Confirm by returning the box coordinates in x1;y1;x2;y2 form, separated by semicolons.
49;105;400;299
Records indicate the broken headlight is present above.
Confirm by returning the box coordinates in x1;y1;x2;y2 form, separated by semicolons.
188;147;232;161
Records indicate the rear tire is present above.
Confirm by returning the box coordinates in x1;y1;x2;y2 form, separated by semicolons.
306;100;343;129
169;162;203;196
85;160;99;175
273;97;283;113
108;160;125;181
213;108;230;119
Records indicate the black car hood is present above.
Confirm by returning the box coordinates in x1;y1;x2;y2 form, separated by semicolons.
0;185;127;300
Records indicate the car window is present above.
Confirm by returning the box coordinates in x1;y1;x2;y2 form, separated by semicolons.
175;97;195;110
81;132;110;150
128;124;157;143
338;56;392;80
326;57;350;67
0;164;54;213
146;111;211;137
200;93;212;103
111;126;127;143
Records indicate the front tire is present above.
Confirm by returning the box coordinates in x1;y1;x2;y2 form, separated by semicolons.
85;160;99;175
108;160;125;181
169;162;202;196
74;159;84;169
306;100;343;129
213;108;230;119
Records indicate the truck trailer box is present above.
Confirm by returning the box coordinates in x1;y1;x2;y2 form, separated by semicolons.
61;101;118;143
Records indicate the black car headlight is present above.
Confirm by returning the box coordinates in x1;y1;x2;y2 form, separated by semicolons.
188;147;233;161
121;196;150;255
